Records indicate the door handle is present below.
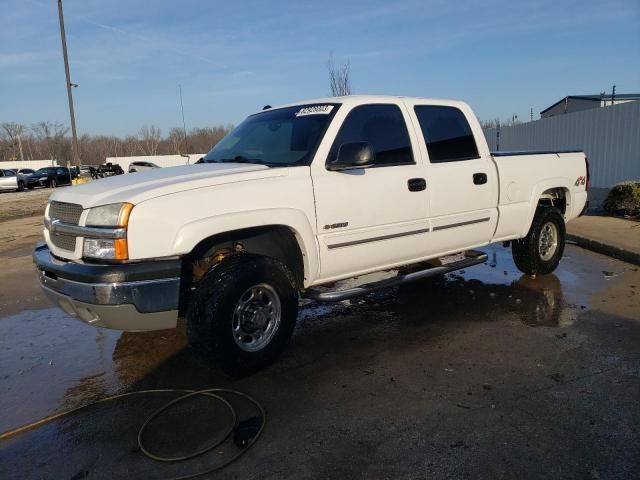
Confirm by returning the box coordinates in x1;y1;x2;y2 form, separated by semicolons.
473;173;487;185
408;178;426;192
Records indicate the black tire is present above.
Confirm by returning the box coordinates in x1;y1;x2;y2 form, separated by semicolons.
186;254;299;376
50;179;57;188
17;181;24;192
512;207;566;276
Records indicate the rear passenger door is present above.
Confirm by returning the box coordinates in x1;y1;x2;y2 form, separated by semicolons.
408;102;498;255
311;103;429;281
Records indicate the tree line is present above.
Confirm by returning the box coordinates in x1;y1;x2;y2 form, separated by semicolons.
0;122;232;165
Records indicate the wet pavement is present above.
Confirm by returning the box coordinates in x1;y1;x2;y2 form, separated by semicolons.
0;240;639;479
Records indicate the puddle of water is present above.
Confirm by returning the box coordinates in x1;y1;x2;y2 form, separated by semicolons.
0;308;187;433
298;244;631;330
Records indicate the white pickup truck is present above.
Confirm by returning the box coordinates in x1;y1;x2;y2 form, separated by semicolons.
34;96;589;374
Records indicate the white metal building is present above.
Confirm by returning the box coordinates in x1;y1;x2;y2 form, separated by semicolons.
484;100;640;191
540;93;640;118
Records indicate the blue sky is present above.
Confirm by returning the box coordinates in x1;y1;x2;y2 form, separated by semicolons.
1;0;638;136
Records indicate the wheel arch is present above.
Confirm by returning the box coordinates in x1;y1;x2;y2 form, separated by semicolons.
521;180;573;238
176;212;319;315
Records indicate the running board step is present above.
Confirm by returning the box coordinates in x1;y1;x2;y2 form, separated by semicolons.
303;251;488;303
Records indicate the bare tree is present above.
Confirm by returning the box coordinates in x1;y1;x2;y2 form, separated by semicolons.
32;122;70;162
479;118;501;130
167;127;187;155
479;116;523;130
0;122;232;164
1;123;26;161
328;55;352;97
139;125;162;156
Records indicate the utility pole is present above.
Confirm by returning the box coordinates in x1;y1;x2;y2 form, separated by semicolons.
530;108;533;122
611;84;616;105
57;0;80;167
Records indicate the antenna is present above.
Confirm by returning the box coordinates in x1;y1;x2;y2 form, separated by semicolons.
179;84;189;163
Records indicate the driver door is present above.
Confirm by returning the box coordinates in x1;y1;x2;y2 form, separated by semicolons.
311;103;429;282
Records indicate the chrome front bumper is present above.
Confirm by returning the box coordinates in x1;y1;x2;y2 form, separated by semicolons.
33;243;181;331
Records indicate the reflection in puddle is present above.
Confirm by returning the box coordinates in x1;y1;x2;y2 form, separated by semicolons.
298;244;622;331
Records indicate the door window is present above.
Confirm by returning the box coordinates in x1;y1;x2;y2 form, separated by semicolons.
328;104;413;167
414;106;479;163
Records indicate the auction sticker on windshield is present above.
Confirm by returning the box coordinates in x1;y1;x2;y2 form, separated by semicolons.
295;105;334;116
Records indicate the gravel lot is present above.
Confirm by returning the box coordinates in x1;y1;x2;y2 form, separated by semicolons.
0;189;55;222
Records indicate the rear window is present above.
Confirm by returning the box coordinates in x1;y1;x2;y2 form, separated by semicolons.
414;106;479;163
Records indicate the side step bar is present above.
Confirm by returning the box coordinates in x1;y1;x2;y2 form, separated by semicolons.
303;251;488;302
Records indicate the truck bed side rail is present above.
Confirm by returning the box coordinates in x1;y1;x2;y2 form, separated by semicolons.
491;150;583;157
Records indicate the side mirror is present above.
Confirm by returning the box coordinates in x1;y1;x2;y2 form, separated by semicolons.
328;142;375;171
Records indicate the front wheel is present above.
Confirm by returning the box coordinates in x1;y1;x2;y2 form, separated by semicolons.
512;207;566;276
187;254;299;376
50;179;57;188
17;181;24;192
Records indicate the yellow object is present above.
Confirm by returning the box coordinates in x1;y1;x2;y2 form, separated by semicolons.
72;177;89;185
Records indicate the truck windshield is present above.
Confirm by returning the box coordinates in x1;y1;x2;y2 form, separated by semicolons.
202;104;339;166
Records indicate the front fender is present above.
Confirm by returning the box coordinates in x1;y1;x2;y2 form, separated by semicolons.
173;208;320;285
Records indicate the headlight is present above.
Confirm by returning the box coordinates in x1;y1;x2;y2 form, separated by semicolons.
83;203;133;260
86;202;133;227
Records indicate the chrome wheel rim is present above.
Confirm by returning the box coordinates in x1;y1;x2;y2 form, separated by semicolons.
539;222;558;262
232;283;281;352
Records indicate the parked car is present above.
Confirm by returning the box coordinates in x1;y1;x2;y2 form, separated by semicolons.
25;167;72;189
34;95;589;375
91;163;124;179
128;161;160;173
0;169;25;192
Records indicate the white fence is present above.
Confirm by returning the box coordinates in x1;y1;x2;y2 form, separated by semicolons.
483;101;640;188
105;154;205;172
0;159;59;170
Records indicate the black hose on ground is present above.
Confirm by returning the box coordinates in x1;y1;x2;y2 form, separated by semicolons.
0;388;266;480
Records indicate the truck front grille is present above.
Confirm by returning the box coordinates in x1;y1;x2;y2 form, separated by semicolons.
50;233;77;252
49;201;83;225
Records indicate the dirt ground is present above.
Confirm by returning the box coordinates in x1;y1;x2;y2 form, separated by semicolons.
0;188;54;222
0;216;638;479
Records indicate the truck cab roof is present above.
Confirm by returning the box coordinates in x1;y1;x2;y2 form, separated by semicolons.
269;95;470;112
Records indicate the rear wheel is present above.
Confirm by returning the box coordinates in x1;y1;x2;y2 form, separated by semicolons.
512;207;565;276
17;181;24;192
186;254;299;376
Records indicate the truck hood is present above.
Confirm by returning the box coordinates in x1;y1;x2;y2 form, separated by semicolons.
49;163;284;208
